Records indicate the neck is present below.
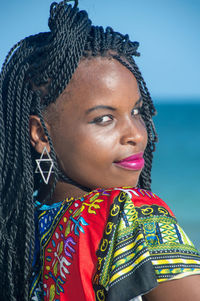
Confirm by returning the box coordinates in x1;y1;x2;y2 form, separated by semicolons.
38;180;90;205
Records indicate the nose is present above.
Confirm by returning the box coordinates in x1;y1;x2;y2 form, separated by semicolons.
119;117;146;146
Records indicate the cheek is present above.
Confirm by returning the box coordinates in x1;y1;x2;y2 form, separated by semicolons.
60;128;114;170
76;130;116;163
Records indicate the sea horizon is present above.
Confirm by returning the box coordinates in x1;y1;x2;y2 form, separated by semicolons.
151;100;200;250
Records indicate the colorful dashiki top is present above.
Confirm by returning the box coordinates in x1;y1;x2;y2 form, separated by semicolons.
30;187;200;301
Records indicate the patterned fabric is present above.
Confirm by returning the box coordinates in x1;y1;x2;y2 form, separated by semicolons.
30;187;200;301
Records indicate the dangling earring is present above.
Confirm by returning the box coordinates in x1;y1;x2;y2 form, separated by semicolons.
35;146;54;184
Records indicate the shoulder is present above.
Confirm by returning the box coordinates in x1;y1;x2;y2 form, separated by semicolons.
94;188;200;299
90;187;175;217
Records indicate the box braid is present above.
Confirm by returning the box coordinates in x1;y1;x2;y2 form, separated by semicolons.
0;1;157;300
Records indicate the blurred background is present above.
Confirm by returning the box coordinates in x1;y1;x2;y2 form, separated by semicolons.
1;0;200;248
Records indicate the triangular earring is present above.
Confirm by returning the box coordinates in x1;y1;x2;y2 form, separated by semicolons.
35;146;54;184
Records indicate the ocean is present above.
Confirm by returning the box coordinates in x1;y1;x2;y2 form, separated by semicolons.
151;102;200;250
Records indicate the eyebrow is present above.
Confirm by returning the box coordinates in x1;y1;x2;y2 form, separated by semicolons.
85;105;116;114
85;96;143;115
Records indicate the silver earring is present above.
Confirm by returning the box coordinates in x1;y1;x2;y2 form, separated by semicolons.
35;146;54;184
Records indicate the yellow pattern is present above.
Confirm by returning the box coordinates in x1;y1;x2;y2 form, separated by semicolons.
49;284;55;301
80;194;104;214
112;253;135;270
141;207;153;215
110;251;149;284
100;239;109;252
111;204;120;216
158;207;168;216
113;233;143;258
156;267;197;275
96;289;105;301
123;199;138;222
105;222;114;235
152;258;200;266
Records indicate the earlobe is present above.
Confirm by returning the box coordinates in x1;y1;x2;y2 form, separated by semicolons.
29;115;51;154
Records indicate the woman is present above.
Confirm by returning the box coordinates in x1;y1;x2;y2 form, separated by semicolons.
0;1;200;300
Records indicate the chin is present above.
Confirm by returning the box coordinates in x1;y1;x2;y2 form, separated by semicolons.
116;175;140;188
100;179;139;190
84;172;141;191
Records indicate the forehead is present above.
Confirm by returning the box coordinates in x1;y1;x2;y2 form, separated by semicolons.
59;56;139;104
45;56;140;123
73;56;138;89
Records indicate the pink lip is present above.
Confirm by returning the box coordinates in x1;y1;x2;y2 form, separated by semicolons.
114;152;144;171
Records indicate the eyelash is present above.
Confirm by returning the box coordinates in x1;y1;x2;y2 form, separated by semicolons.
90;114;113;125
90;107;143;125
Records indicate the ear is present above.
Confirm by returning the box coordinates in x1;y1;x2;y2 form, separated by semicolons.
29;115;51;154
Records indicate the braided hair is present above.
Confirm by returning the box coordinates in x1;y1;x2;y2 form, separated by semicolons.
0;1;157;300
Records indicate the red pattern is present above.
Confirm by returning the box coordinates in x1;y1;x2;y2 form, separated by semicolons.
42;188;173;301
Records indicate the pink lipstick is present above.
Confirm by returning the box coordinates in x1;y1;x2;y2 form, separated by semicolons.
114;152;144;171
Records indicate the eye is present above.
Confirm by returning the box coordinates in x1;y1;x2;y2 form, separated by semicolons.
131;107;142;117
90;114;113;125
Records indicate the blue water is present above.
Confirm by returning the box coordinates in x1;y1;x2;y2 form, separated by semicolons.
151;102;200;250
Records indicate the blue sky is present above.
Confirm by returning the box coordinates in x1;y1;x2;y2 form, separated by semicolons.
0;0;200;101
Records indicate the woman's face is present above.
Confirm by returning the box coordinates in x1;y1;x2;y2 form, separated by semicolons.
47;57;148;190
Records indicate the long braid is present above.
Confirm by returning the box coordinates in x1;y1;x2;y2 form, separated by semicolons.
0;1;158;300
0;1;91;300
0;55;35;300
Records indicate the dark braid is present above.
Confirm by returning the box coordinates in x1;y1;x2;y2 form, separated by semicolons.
0;2;91;300
0;1;157;300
